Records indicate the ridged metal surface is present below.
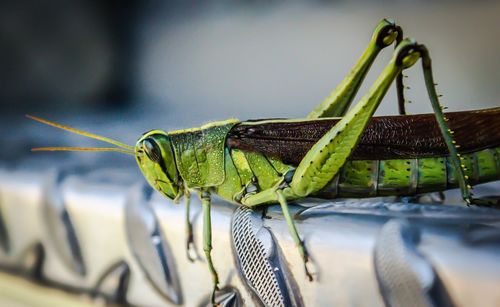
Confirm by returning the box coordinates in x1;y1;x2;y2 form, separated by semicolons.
42;169;86;276
231;206;303;307
374;219;453;307
232;206;285;306
0;164;500;306
124;183;182;304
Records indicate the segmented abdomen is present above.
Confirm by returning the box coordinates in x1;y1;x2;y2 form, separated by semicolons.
317;147;500;198
216;146;500;202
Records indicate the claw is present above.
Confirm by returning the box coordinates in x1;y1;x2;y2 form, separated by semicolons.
299;240;314;282
305;261;314;282
186;225;197;262
210;284;221;306
186;239;197;262
302;248;314;282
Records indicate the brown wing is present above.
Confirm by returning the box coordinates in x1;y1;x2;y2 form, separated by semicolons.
227;107;500;166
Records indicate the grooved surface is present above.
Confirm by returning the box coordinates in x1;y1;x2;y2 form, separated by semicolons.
232;207;284;307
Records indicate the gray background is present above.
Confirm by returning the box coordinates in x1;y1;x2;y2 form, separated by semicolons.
1;0;499;160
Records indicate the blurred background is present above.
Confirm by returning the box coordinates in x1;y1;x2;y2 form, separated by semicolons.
1;0;499;162
1;2;500;306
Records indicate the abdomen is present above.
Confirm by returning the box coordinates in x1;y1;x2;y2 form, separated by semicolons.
316;147;500;198
216;146;500;202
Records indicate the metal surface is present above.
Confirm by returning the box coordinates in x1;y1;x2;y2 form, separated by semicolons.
374;220;453;307
0;163;500;306
232;206;302;307
124;183;182;304
43;169;86;276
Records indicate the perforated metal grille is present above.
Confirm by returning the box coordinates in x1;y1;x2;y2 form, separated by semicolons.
232;207;285;307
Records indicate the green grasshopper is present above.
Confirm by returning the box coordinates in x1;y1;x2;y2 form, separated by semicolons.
28;19;500;305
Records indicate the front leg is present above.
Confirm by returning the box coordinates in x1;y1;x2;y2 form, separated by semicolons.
184;189;197;262
199;189;219;305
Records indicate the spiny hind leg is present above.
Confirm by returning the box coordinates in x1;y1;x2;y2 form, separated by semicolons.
307;18;404;119
293;39;422;197
300;39;475;206
243;39;480;281
240;40;423;281
418;46;473;204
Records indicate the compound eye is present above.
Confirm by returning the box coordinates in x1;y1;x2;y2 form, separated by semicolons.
143;138;162;163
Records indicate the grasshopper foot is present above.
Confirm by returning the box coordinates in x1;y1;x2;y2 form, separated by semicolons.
186;235;197;262
186;222;198;262
299;240;314;282
304;260;314;282
210;283;221;306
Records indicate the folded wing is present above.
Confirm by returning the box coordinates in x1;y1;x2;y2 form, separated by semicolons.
227;107;500;166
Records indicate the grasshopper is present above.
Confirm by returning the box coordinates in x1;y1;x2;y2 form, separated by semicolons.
28;19;500;305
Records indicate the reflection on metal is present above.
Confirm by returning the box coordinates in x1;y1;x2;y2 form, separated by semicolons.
43;170;86;276
298;200;500;221
462;224;500;245
124;184;182;305
231;206;303;307
199;286;243;307
374;219;453;307
20;242;45;279
0;193;9;253
92;260;130;304
1;167;500;306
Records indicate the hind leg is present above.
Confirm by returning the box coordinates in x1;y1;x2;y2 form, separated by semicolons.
307;18;404;119
243;39;423;281
293;39;423;197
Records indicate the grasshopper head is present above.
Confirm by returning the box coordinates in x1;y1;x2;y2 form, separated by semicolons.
136;130;181;200
26;115;183;201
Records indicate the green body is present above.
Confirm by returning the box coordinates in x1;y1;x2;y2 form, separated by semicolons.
166;121;500;206
223;145;500;201
30;19;500;304
131;25;499;302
